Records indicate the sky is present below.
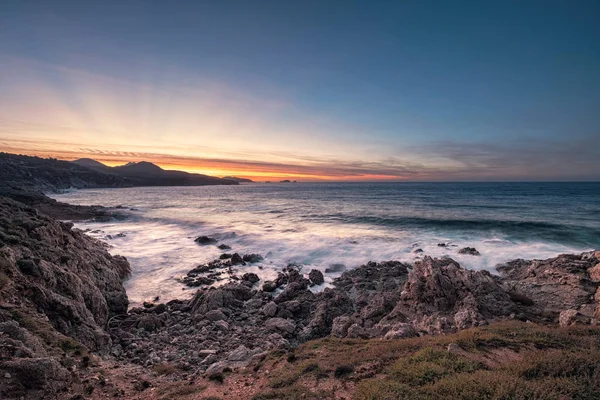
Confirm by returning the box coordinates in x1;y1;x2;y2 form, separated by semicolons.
0;0;599;181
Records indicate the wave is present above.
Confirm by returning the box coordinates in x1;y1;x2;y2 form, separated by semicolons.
315;214;600;246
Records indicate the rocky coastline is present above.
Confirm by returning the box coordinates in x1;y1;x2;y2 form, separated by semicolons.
1;189;600;399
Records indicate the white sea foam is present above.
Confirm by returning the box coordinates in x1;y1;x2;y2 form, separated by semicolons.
52;184;598;306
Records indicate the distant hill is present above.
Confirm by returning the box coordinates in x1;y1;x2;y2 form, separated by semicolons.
72;158;111;171
0;153;130;192
223;176;253;183
0;153;238;192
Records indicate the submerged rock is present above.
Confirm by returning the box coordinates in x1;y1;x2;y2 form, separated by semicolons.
458;247;480;256
195;236;218;245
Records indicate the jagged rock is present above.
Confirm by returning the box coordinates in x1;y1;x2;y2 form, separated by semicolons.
458;247;480;256
188;283;254;314
382;257;516;334
498;253;598;322
589;263;600;282
308;269;324;285
331;316;353;338
265;318;296;334
262;301;278;317
217;244;231;250
242;273;260;283
230;253;245;265
347;323;368;339
0;197;130;352
559;309;579;327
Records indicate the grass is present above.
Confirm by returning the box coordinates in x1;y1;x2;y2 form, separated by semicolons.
152;362;179;376
156;382;206;400
250;321;600;400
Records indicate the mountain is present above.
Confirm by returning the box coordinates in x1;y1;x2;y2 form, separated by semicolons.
223;176;254;183
72;158;111;171
0;152;130;191
108;161;238;186
113;161;165;175
0;153;238;192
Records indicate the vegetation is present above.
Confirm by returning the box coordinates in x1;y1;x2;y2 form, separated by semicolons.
252;321;600;399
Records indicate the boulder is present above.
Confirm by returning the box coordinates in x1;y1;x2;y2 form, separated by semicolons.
262;281;277;292
242;273;260;283
262;301;278;317
205;309;227;322
230;253;245;266
265;318;296;334
308;269;324;285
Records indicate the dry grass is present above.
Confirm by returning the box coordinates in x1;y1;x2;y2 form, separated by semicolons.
251;321;600;400
152;362;179;376
156;382;206;399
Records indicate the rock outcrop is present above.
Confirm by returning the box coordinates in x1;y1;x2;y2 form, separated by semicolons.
498;251;600;324
0;196;131;399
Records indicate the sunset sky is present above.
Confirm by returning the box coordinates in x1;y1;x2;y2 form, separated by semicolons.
1;1;599;181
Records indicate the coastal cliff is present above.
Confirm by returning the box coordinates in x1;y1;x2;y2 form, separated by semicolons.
0;196;130;398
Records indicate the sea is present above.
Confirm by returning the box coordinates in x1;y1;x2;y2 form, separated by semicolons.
51;182;600;306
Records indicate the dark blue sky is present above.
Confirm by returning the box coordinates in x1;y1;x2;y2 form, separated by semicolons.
1;0;599;180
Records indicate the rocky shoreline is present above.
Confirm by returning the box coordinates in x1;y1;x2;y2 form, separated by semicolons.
1;190;599;399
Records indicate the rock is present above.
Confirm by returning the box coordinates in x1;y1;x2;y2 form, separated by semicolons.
188;283;254;314
137;315;163;332
325;263;346;273
308;269;324;285
214;320;229;331
0;197;130;353
230;253;245;265
559;309;579;327
228;345;251;362
383;256;516;334
262;281;277;292
262;301;278;317
276;280;311;303
589;264;600;282
218;244;232;250
242;254;263;263
205;309;227;322
265;318;296;334
458;247;480;256
412;248;424;254
498;253;598;322
331;316;353;338
0;358;71;393
242;273;260;283
195;236;218;245
346;323;367;339
383;323;417;339
438;243;447;247
219;253;233;260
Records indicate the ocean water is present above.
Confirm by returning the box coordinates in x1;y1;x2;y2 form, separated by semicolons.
51;182;600;306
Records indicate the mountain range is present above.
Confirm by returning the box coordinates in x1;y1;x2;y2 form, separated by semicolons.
0;152;240;192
